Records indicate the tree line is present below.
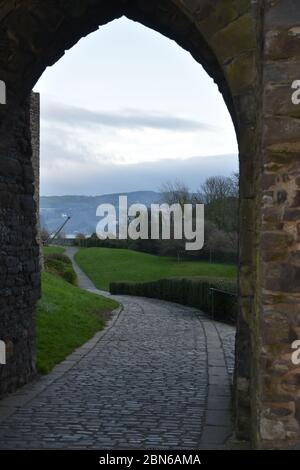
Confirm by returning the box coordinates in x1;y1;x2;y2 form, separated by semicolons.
72;173;239;264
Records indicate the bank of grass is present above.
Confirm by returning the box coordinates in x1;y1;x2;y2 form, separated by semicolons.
43;245;65;255
37;258;119;374
44;252;77;285
75;248;237;291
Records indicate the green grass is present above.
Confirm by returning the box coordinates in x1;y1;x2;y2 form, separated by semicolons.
75;248;237;291
44;252;77;285
43;245;65;255
37;272;119;374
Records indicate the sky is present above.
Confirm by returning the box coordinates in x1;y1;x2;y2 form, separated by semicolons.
34;17;238;196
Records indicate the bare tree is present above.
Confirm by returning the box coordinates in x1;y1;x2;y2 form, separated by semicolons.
230;172;239;198
159;181;192;261
40;227;50;244
157;176;239;262
197;175;234;204
160;180;191;208
196;174;239;232
75;233;86;246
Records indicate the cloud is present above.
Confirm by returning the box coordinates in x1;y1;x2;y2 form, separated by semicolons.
42;100;219;133
40;113;237;196
41;141;238;196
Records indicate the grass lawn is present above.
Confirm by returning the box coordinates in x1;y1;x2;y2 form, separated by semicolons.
75;248;237;291
37;272;119;374
43;245;65;255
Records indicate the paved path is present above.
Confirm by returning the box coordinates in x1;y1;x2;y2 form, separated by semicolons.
0;249;236;449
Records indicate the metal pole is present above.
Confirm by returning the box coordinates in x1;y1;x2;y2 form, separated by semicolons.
46;216;71;245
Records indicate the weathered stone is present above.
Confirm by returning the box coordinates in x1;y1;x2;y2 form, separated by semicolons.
260;417;286;441
265;402;296;421
265;28;300;60
283;209;300;221
264;84;300;119
261;231;294;256
196;0;250;39
297;224;300;243
291;191;300;208
265;0;300;29
210;14;255;63
262;174;277;191
278;264;300;292
264;58;300;84
277;190;287;204
282;369;300;395
263;117;300;146
225;52;256;95
262;207;281;224
262;312;290;345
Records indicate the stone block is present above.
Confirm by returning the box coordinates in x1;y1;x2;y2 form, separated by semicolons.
225;52;256;95
265;0;300;29
211;13;255;63
265;28;300;61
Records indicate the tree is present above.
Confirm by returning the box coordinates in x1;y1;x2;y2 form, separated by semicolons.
204;221;238;261
196;174;239;233
75;233;86;246
160;180;191;208
197;175;236;204
230;172;239;198
40;227;50;244
159;181;192;260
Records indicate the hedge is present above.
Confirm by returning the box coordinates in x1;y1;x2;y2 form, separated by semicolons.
110;277;238;325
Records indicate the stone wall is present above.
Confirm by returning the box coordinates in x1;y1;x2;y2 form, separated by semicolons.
254;0;300;449
29;93;42;269
0;93;39;397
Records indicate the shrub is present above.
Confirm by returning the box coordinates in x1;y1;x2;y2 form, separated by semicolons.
44;253;72;265
44;254;77;286
61;267;77;285
110;277;237;325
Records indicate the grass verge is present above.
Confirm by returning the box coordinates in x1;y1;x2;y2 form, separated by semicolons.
37;271;119;374
75;248;237;291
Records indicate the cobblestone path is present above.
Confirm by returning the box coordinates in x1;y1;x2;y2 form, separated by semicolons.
0;249;236;449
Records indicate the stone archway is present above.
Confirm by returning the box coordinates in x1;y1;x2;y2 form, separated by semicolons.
0;0;299;449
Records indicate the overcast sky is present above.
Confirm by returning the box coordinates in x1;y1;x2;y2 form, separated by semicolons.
34;17;238;196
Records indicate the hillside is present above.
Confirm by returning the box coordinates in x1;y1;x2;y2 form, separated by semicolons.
40;191;161;235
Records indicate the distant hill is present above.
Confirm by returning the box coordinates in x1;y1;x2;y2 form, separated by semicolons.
40;191;161;236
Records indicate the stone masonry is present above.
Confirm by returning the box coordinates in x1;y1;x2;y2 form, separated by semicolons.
29;92;42;269
0;0;299;449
